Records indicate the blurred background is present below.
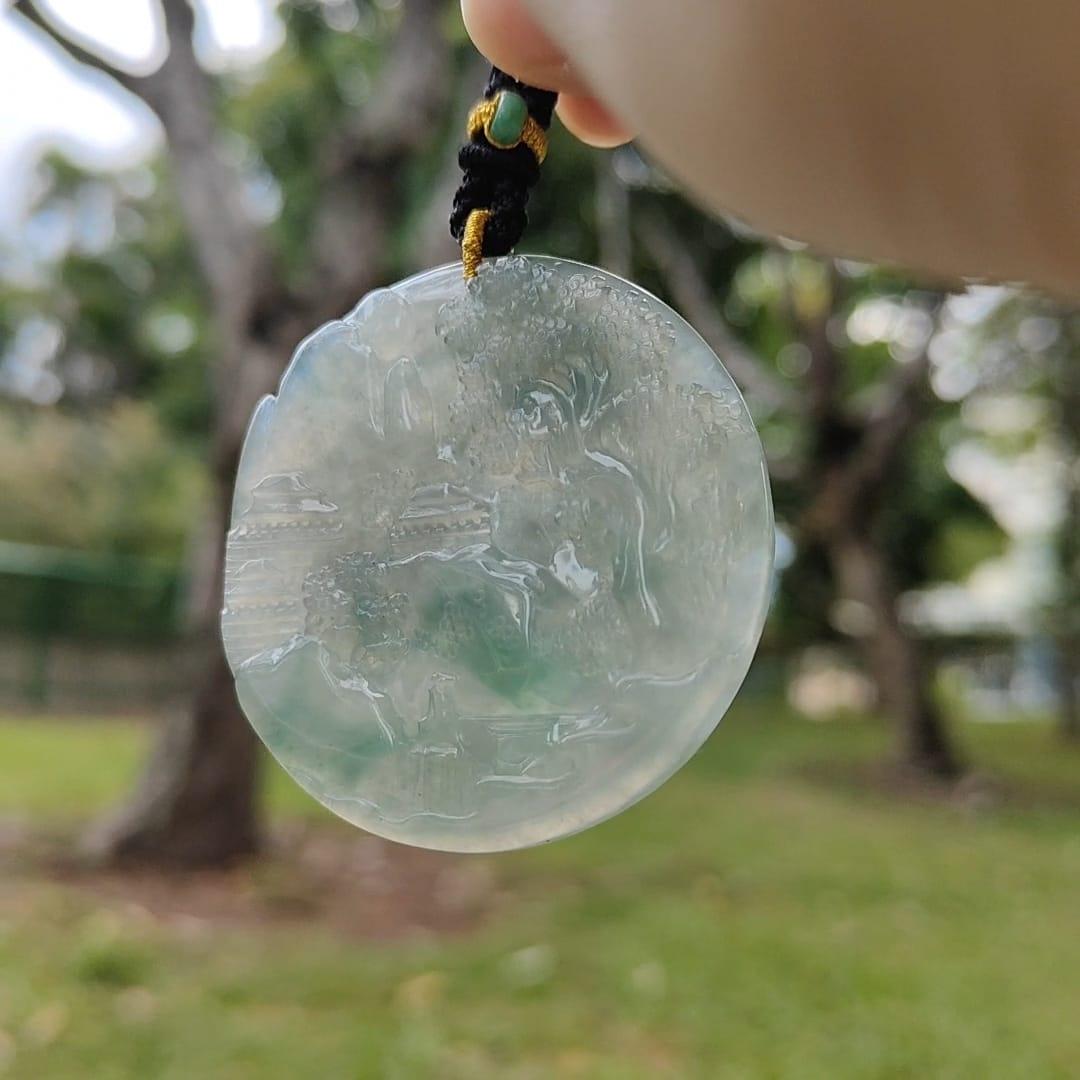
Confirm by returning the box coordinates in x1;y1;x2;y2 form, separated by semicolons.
0;1;1078;1076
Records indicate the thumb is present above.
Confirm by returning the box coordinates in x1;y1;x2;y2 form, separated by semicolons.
520;0;1080;297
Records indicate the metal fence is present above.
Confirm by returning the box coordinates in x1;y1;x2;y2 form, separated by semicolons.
0;541;189;711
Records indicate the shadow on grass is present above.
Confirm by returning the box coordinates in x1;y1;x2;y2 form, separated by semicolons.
0;819;495;942
797;755;1080;820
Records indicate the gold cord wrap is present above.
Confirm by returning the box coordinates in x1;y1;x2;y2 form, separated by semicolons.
455;82;554;280
462;208;491;280
466;96;549;163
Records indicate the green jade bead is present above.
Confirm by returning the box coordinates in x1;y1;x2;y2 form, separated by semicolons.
489;91;528;147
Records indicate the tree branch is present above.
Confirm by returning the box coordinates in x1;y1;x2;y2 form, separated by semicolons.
299;0;453;323
798;263;847;429
410;51;489;271
636;210;797;415
11;0;142;93
802;303;941;539
843;327;937;501
326;0;451;173
142;0;272;330
12;0;269;350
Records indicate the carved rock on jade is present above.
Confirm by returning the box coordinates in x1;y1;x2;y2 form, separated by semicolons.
222;255;773;852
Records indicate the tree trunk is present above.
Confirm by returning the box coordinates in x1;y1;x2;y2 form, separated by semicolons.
830;529;963;779
82;646;260;867
82;460;262;866
25;0;453;868
1054;634;1080;742
1054;338;1080;741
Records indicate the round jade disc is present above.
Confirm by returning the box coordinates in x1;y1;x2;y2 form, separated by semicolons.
222;255;773;852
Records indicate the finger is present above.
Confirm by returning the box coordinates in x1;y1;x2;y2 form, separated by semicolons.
461;0;634;147
461;0;589;95
556;94;634;149
520;0;1080;297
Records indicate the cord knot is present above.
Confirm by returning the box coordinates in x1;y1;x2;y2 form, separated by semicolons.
450;67;557;279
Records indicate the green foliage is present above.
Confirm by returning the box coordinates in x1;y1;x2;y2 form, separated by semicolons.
880;419;1005;588
520;127;604;265
926;517;1010;583
1;704;1079;1077
23;155;213;438
723;249;1005;611
0;401;205;560
226;5;362;272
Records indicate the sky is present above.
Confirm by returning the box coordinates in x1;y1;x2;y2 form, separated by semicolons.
0;0;283;234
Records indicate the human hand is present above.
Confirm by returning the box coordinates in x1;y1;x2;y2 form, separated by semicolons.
462;0;1080;297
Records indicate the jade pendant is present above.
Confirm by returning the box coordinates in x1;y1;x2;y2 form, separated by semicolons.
222;256;773;852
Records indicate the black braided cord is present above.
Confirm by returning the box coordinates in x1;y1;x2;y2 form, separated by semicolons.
449;67;558;257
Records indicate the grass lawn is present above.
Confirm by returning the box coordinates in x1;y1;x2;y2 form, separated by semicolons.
0;701;1078;1078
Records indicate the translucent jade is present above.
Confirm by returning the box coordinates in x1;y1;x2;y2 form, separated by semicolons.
222;256;773;852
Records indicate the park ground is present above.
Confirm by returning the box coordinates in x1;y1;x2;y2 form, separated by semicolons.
1;700;1079;1079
